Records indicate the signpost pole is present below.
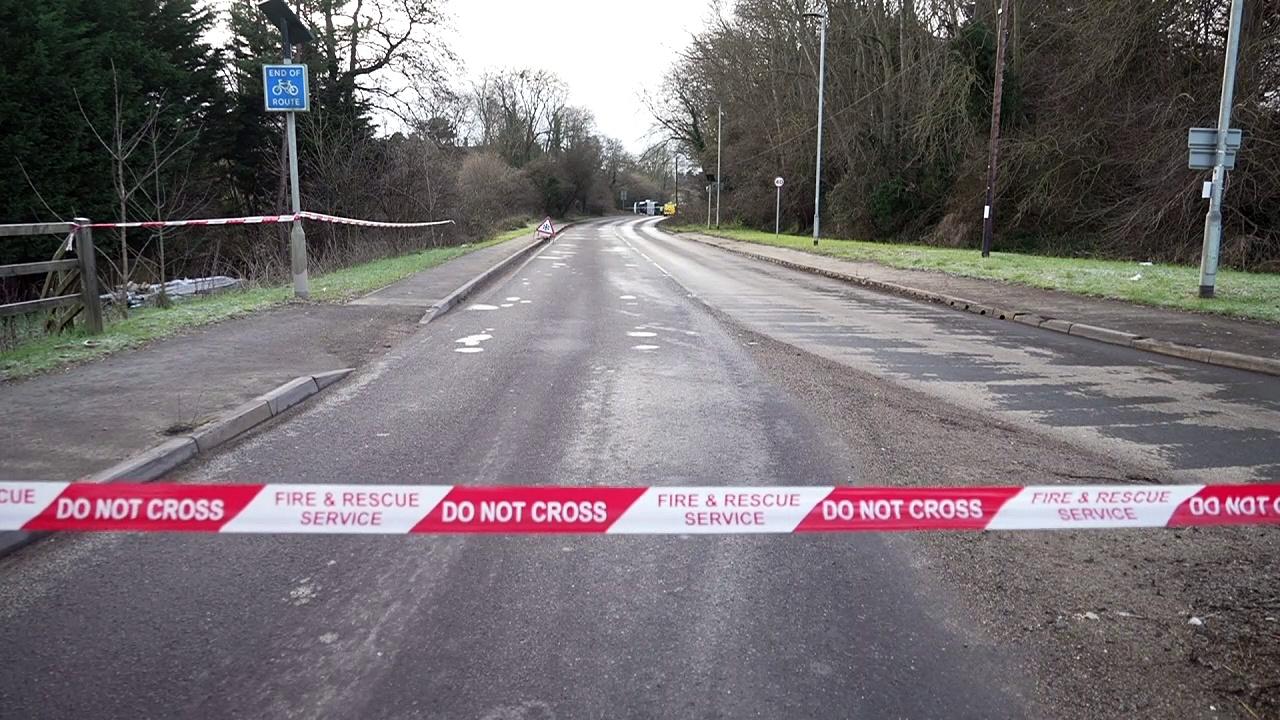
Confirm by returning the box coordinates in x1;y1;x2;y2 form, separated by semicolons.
282;31;309;299
706;184;711;229
774;177;784;238
1197;0;1245;299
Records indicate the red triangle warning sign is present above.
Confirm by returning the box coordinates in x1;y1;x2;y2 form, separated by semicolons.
536;217;556;238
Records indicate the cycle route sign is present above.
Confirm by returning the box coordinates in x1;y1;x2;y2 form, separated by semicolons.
263;64;309;112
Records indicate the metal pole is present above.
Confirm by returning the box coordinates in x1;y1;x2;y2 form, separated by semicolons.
706;185;711;228
812;14;827;247
980;0;1011;258
775;185;782;237
283;32;309;298
1198;0;1245;299
715;104;722;228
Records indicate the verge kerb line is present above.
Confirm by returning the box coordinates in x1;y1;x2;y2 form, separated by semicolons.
676;232;1280;378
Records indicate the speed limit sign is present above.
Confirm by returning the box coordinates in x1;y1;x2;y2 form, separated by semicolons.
775;176;785;187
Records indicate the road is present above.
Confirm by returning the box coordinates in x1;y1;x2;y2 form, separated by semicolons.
617;218;1280;483
1;216;1276;718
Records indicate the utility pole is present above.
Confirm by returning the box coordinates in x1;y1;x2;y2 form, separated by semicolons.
715;104;723;228
804;11;828;247
1198;0;1245;298
979;0;1011;258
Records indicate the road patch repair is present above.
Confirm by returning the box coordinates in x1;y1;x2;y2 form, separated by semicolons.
3;482;1277;534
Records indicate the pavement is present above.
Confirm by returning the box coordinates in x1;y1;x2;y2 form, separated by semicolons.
0;216;1276;718
349;235;544;311
684;230;1280;361
0;232;542;482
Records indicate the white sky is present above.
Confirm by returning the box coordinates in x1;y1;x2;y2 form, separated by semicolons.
447;0;714;152
204;0;714;153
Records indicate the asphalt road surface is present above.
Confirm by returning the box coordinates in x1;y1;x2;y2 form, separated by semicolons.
1;216;1276;719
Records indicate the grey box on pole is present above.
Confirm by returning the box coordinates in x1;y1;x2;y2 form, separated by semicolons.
1187;127;1242;170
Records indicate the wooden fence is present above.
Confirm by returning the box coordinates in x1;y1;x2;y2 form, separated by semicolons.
0;217;103;334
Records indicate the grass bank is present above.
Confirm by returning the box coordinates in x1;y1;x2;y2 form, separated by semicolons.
668;224;1280;324
0;222;537;381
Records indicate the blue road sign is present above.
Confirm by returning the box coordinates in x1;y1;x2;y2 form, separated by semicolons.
263;64;309;112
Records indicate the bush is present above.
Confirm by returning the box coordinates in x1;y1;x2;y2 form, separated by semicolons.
457;153;536;237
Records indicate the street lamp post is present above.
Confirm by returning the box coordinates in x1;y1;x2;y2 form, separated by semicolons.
715;104;723;228
259;0;313;299
804;11;827;247
1198;0;1246;298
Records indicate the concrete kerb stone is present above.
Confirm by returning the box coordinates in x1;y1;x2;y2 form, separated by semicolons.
1040;318;1075;334
679;232;1280;378
1131;338;1208;363
265;376;319;416
191;399;273;453
312;367;354;390
1206;349;1280;376
82;437;197;483
419;220;578;326
1068;323;1140;348
1132;339;1213;364
194;370;348;455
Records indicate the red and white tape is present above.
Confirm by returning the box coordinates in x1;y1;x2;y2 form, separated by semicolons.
81;212;453;230
84;214;300;229
296;211;454;229
2;483;1277;535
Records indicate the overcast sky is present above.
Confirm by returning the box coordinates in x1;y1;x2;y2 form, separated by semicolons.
447;0;714;152
205;0;715;152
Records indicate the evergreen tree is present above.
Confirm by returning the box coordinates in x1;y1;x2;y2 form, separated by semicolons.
0;0;227;262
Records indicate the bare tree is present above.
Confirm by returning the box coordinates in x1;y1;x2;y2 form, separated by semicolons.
77;63;199;294
306;0;455;124
465;68;568;167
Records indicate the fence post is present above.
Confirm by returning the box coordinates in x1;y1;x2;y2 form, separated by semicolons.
73;218;103;334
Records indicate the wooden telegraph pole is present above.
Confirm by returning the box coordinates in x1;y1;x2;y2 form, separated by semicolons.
980;0;1011;257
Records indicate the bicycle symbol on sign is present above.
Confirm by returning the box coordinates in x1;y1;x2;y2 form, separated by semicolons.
271;80;300;97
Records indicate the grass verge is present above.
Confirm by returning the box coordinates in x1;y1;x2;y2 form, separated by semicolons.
0;223;537;381
668;224;1280;324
